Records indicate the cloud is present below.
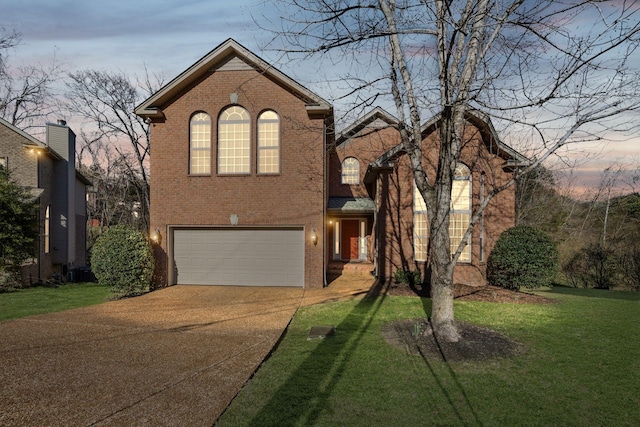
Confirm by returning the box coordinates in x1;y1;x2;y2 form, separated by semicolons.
5;0;251;41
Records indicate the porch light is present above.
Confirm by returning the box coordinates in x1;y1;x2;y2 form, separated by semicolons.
151;227;162;245
311;228;318;246
230;214;239;226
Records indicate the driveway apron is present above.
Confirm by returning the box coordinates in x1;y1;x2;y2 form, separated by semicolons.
0;285;303;426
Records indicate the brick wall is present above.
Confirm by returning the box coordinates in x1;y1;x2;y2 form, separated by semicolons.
149;68;327;288
375;121;517;286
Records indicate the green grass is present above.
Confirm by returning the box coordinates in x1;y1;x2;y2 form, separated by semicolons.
0;282;110;321
217;287;640;426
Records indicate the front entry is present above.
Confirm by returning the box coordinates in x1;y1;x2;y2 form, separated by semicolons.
341;219;360;260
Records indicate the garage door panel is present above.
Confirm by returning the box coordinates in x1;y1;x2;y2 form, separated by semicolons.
173;228;304;287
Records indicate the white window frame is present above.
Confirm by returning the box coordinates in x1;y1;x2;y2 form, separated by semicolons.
413;182;428;262
218;106;250;175
450;163;472;262
189;112;211;175
341;157;360;185
413;163;472;263
257;110;280;174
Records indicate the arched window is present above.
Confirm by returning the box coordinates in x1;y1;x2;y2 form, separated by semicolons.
257;110;280;174
218;106;250;174
450;163;471;262
189;112;211;174
341;157;360;184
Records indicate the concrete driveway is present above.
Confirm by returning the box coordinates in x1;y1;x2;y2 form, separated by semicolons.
0;275;375;426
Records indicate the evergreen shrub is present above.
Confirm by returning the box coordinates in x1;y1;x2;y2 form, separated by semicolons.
91;226;154;298
487;225;558;291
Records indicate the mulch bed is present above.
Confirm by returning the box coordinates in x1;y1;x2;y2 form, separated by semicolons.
386;282;559;305
381;282;558;362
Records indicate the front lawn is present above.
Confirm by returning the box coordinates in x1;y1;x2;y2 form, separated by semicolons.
0;282;110;321
217;287;640;426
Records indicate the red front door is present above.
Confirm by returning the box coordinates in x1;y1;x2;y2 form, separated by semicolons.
341;220;360;260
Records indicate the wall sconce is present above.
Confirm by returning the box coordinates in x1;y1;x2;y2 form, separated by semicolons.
230;214;239;226
311;228;318;246
151;227;162;245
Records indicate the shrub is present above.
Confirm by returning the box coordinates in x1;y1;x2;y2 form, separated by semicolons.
562;243;618;290
91;226;154;298
393;268;421;286
487;225;558;291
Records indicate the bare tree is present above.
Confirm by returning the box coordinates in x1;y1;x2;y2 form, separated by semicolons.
0;28;64;131
266;0;640;341
66;70;164;228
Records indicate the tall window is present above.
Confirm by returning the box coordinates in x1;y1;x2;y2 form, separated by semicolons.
414;183;428;261
341;157;360;184
413;163;472;263
189;113;211;174
218;106;250;174
44;205;50;254
450;163;471;261
257;110;280;174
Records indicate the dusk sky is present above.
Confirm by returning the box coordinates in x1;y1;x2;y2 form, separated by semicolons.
3;0;638;193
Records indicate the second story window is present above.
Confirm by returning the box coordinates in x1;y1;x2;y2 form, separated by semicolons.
257;110;280;174
189;113;211;175
218;106;250;174
341;157;360;184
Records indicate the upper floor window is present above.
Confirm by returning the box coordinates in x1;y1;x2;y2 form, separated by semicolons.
218;106;250;174
189;113;211;175
257;110;280;174
341;157;360;184
450;163;471;262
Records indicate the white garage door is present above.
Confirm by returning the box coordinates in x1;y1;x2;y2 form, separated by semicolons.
172;228;304;287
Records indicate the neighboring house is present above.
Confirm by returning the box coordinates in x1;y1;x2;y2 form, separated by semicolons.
0;118;91;285
136;39;527;289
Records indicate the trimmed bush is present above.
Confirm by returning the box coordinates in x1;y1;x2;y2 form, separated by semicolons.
487;225;558;291
91;226;154;298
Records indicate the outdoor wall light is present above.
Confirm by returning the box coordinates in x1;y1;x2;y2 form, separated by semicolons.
311;228;318;246
230;214;239;226
151;227;162;245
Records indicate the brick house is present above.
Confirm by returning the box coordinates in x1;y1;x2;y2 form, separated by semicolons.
330;108;528;286
0;118;90;285
136;39;526;289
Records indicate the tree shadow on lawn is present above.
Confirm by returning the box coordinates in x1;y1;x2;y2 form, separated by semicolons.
545;285;640;301
239;281;483;426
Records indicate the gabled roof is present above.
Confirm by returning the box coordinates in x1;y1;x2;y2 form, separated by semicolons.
420;108;529;166
134;38;332;119
335;107;399;146
0;116;45;148
369;108;529;169
0;117;62;160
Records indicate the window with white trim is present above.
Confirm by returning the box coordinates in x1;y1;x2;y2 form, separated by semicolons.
413;163;472;263
189;112;211;174
341;157;360;184
414;182;428;261
257;110;280;174
44;205;50;254
450;163;471;262
218;106;250;174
